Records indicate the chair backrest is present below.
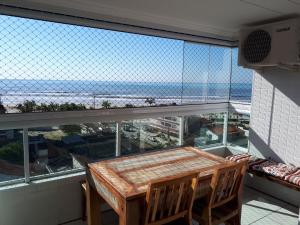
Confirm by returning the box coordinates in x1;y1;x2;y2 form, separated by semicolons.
209;161;247;208
144;173;199;225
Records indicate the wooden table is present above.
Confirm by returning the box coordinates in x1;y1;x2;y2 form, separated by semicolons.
86;146;231;225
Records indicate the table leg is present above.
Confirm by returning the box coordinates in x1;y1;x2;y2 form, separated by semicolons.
87;179;102;225
119;199;141;225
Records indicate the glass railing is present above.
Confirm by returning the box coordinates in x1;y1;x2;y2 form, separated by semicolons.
183;113;225;148
227;112;250;149
121;117;180;156
0;129;24;183
0;103;236;185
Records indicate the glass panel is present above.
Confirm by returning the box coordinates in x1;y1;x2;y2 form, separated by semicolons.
28;122;116;177
182;42;209;104
184;113;225;148
227;113;250;149
121;117;180;155
230;48;253;102
0;15;183;112
207;47;231;102
182;43;231;104
0;129;24;182
0;15;252;114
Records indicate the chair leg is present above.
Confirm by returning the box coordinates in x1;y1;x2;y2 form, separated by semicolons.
82;194;87;221
192;203;211;225
81;185;87;221
184;213;193;225
196;214;211;225
206;208;212;225
231;214;241;225
193;212;209;225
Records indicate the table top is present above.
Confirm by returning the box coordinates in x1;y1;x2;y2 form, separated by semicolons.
88;146;230;199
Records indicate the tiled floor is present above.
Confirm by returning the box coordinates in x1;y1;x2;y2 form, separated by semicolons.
69;187;299;225
241;187;299;225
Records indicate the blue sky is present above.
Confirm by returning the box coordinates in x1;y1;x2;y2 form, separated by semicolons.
0;15;252;84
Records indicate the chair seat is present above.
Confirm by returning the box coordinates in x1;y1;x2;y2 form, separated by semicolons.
211;206;239;225
193;198;206;213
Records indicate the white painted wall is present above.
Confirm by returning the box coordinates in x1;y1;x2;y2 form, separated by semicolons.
0;173;85;225
247;68;300;207
249;68;300;167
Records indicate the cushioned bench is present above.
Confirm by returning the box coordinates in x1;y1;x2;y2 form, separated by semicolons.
225;154;300;192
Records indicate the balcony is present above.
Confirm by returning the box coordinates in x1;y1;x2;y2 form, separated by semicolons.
0;102;299;225
0;1;300;225
52;187;298;225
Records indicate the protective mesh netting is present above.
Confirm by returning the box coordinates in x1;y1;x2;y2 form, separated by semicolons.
0;15;252;114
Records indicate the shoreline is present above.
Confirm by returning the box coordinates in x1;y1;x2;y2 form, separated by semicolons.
0;93;250;113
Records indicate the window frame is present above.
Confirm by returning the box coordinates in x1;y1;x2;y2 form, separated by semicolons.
0;4;237;47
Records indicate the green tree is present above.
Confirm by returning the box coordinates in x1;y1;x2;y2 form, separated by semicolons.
37;103;58;112
145;97;156;106
16;100;38;113
46;102;60;111
59;102;86;111
16;101;88;113
125;104;135;108
0;104;6;114
102;100;112;109
0;141;23;164
60;124;82;135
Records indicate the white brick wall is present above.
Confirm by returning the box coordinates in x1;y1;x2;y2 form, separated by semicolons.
249;68;300;167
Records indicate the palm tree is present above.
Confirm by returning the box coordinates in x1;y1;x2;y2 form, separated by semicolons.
16;100;38;113
0;95;6;114
0;104;6;114
125;104;135;108
145;97;156;106
48;102;60;111
59;102;86;111
102;100;112;109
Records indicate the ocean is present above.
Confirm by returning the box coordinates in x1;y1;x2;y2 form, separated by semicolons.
0;79;252;108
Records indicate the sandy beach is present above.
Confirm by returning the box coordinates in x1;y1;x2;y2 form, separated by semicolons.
0;92;229;113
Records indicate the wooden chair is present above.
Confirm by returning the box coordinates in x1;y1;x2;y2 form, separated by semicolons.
193;161;247;225
144;173;199;225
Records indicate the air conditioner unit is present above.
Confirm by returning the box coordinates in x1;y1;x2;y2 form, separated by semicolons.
238;18;300;70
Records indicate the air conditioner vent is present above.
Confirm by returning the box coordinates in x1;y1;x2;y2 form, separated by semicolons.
242;29;272;63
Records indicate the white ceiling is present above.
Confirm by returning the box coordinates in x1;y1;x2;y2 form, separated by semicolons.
1;0;300;40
